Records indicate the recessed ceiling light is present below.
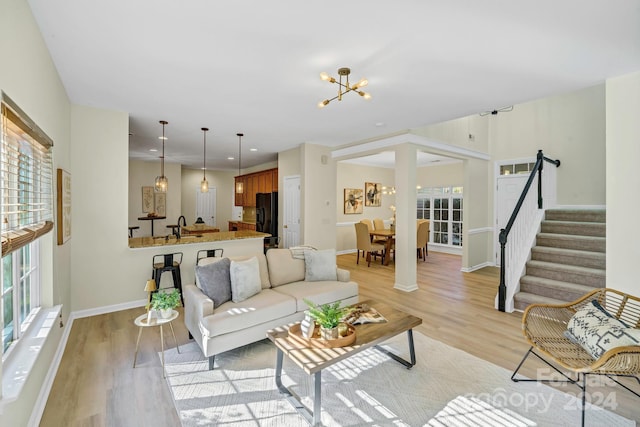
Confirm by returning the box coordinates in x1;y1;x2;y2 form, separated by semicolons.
158;136;167;140
227;156;235;160
249;148;258;152
149;148;158;152
375;122;385;127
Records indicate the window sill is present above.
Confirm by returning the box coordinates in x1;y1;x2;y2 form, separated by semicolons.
0;305;62;411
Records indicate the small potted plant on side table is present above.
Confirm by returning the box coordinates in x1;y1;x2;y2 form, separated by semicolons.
304;299;353;340
151;288;181;319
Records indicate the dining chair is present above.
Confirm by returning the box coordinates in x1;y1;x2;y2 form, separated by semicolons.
355;222;385;267
416;220;430;261
373;218;386;230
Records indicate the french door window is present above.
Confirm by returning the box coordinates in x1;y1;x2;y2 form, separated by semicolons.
417;186;463;247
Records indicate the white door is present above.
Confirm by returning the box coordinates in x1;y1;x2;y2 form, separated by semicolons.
196;187;217;226
495;176;528;266
283;175;301;248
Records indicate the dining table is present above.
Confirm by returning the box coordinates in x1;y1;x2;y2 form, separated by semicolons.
369;229;395;265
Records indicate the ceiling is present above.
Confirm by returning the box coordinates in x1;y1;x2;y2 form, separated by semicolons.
27;0;640;171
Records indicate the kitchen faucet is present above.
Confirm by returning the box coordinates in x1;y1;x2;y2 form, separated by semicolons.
175;215;187;239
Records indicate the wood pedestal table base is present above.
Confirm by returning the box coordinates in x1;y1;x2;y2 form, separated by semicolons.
266;300;422;426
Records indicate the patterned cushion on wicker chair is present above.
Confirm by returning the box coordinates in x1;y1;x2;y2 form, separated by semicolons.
567;300;640;359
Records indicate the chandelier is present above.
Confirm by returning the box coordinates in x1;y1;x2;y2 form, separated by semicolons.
317;67;371;108
154;120;168;193
200;127;209;193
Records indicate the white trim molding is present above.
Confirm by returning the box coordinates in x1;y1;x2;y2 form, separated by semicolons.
467;227;493;235
332;131;490;161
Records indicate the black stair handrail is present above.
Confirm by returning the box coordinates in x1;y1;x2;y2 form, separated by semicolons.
498;150;560;312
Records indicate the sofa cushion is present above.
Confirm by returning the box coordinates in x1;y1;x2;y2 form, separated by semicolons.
194;257;232;308
227;253;271;289
304;248;337;282
266;248;305;287
199;289;297;337
230;257;262;303
273;280;358;312
567;300;640;359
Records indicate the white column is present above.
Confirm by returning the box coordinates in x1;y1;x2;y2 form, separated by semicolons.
394;143;418;291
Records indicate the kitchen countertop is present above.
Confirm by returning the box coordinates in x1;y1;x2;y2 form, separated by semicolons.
181;225;220;233
128;230;269;249
229;220;256;224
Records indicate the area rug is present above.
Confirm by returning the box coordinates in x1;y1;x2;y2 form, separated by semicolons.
162;332;633;426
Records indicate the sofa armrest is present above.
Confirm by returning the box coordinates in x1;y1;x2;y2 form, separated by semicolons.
337;268;350;282
184;284;214;336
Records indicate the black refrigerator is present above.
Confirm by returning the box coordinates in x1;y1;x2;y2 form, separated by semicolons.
256;192;278;238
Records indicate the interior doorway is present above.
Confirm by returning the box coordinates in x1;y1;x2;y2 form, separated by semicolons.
196;187;217;226
283;175;301;248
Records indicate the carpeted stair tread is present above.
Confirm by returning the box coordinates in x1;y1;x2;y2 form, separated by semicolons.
531;246;606;269
526;260;605;287
544;209;606;223
519;275;600;302
536;232;605;253
513;208;607;311
514;292;566;311
540;220;605;237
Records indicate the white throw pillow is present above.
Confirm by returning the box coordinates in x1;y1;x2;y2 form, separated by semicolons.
304;248;338;282
567;300;640;359
229;256;262;303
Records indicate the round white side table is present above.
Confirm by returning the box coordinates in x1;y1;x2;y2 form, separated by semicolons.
133;310;180;377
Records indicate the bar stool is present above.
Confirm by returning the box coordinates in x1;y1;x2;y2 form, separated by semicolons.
166;224;179;235
128;226;139;238
152;252;184;304
196;248;224;265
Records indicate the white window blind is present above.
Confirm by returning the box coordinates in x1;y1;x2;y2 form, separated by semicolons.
1;93;54;257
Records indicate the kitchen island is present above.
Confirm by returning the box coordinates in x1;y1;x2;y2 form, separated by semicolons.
127;230;270;291
128;230;267;249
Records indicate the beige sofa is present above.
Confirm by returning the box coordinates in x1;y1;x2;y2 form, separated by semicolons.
184;248;358;369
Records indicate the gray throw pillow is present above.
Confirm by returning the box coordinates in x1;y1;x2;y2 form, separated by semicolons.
195;257;231;308
304;248;338;282
230;257;262;303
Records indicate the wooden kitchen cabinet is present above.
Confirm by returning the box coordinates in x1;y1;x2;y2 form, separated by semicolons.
235;168;278;207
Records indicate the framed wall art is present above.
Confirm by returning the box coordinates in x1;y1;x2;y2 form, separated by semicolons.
154;192;166;217
364;182;381;207
344;188;363;214
142;186;154;213
56;168;71;245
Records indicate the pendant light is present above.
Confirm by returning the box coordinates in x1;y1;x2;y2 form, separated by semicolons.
235;133;244;194
200;127;209;193
154;120;168;193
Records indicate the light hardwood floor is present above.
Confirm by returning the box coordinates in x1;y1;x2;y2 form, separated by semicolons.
40;252;639;426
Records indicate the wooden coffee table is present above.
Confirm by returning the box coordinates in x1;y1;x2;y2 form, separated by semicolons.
266;299;422;426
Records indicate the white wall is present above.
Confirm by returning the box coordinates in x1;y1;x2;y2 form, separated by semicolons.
71;106;130;310
336;162;396;252
489;84;606;206
0;0;71;424
606;71;640;296
301;143;337;249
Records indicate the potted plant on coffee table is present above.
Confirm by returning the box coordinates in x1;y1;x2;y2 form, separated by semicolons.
303;299;353;340
151;288;181;319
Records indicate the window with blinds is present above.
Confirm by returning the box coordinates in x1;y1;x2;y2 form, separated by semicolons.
1;93;54;257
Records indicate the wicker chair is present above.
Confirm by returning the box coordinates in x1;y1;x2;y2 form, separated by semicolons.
512;288;640;426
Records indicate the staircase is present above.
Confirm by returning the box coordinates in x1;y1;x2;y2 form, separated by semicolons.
513;208;606;311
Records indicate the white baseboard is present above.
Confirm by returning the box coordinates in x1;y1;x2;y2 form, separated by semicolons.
394;282;418;292
460;261;495;273
72;299;147;319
